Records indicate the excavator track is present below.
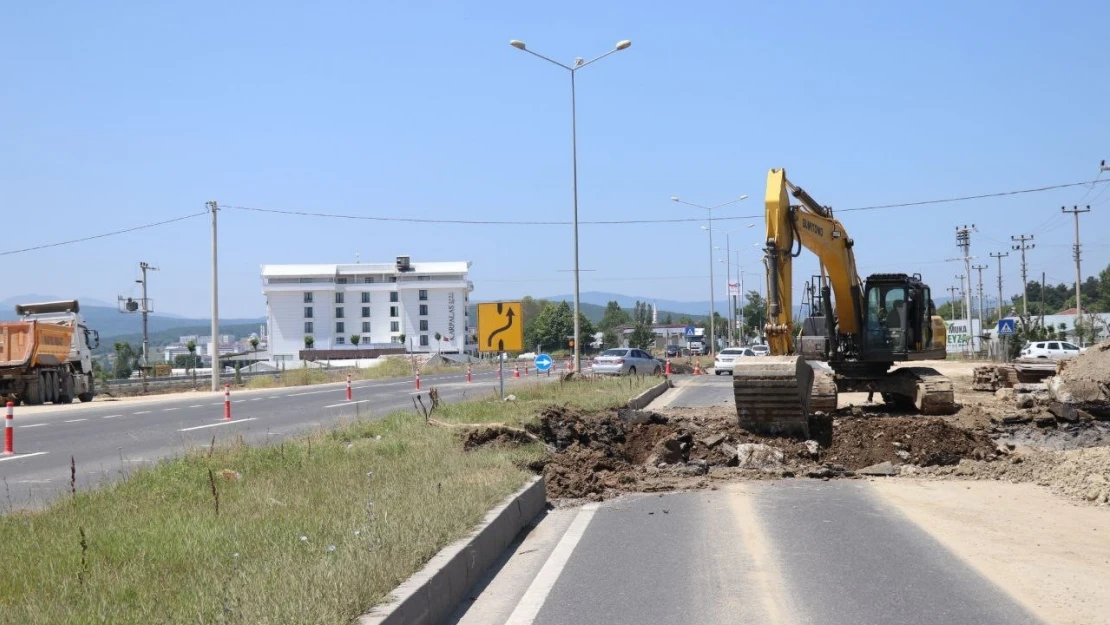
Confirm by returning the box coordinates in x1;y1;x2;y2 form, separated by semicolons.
732;356;814;438
891;366;956;415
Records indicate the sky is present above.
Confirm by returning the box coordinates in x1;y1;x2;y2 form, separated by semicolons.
2;1;1108;319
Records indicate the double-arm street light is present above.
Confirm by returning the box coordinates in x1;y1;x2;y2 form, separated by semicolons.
509;38;631;373
714;223;756;346
672;195;748;354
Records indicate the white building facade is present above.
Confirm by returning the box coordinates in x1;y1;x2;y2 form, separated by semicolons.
261;257;473;361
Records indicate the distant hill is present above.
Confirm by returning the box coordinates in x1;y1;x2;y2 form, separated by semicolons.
92;323;264;357
542;291;717;317
0;295;264;340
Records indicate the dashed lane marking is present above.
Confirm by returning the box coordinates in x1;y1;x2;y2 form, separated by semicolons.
178;418;258;432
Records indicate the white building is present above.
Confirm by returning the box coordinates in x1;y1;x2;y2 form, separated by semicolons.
261;256;473;361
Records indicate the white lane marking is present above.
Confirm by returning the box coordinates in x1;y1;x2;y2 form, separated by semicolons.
163;408;179;412
286;389;334;397
210;402;223;406
19;423;49;429
102;414;123;419
133;411;152;415
323;400;370;409
0;451;49;462
178;418;257;432
268;396;280;399
250;398;262;401
504;503;599;625
189;404;203;408
64;418;88;423
233;400;245;403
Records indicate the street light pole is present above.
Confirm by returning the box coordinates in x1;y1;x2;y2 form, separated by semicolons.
674;196;748;355
510;38;631;374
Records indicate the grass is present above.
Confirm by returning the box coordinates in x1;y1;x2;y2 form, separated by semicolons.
0;375;661;624
244;357;491;390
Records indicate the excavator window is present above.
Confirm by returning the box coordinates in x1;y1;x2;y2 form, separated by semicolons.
864;283;908;353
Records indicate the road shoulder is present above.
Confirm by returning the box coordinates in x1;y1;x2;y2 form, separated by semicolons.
871;479;1110;625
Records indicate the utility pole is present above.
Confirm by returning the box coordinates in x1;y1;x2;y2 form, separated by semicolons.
955;225;976;353
946;285;960;322
1041;272;1046;328
208;200;220;392
138;262;159;376
1062;205;1091;344
972;264;987;354
1010;234;1034;317
989;252;1009;321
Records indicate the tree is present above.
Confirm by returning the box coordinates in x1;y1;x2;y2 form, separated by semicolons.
522;298;553;352
350;334;361;347
529;301;595;352
661;313;673;325
112;342;138;379
602;328;621;349
173;354;199;369
598;301;631;331
741;291;767;341
304;335;314;349
397;333;406;351
434;332;442;354
627;301;655;351
249;336;260;360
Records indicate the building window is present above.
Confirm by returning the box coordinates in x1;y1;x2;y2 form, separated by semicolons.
335;292;344;304
362;306;370;318
336;336;345;345
335;307;345;319
304;306;313;318
419;304;428;316
391;336;401;344
303;292;313;303
390;321;400;332
390;306;399;318
390;292;399;303
417;276;431;281
419;320;429;332
388;276;397;283
304;321;313;334
361;292;370;303
420;335;429;346
337;277;348;284
336;322;345;334
362;321;370;333
419;289;428;301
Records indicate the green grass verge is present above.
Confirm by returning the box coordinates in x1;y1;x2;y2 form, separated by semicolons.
0;376;660;624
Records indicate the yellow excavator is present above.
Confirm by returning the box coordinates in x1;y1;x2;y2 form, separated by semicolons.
733;169;956;438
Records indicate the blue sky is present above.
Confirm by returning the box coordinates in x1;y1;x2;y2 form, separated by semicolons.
2;1;1108;318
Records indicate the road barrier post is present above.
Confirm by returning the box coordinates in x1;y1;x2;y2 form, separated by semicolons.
467;363;472;383
665;359;672;376
513;364;520;379
3;402;13;455
223;383;232;420
524;364;529;377
346;373;352;401
415;369;421;391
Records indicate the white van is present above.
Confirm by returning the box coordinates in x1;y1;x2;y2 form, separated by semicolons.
1020;341;1084;360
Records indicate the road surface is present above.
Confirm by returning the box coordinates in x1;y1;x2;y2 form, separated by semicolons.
0;369;547;509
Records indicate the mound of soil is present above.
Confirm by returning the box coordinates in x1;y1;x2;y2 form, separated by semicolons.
462;426;535;450
936;446;1110;505
1054;342;1110;406
828;417;997;469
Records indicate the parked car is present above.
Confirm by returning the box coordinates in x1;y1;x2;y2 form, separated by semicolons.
713;348;755;374
591;348;662;376
1020;341;1084;360
750;344;770;357
664;344;684;358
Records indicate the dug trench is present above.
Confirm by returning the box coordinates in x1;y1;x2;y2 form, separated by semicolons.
462;393;1110;506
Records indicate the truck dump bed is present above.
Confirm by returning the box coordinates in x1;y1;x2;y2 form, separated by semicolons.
0;321;74;368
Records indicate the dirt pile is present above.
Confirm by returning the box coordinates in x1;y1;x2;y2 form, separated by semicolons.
828;418;997;468
935;447;1110;505
1051;342;1110;411
461;426;536;450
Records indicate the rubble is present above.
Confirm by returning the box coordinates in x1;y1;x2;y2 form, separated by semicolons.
858;461;898;476
1048;342;1110;417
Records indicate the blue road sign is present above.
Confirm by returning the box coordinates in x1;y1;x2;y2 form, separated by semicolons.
685;325;696;338
534;353;553;372
997;318;1016;336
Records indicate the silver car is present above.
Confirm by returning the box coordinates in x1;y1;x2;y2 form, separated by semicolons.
591;348;662;376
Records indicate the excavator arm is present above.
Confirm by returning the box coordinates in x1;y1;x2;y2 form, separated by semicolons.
763;168;865;355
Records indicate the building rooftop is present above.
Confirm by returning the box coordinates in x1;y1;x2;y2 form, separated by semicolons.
262;260;471;278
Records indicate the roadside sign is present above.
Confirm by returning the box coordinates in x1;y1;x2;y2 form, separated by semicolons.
997;318;1016;336
534;353;553;372
477;301;523;353
684;325;696;338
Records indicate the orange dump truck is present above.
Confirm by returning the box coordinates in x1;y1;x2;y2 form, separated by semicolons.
0;300;99;405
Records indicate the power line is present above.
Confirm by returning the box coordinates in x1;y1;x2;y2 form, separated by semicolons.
221;177;1110;226
0;212;209;257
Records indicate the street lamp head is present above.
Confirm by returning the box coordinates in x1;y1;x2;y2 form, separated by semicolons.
670;196;680;202
700;226;710;231
738;194;749;200
746;222;755;228
509;40;526;50
615;40;632;51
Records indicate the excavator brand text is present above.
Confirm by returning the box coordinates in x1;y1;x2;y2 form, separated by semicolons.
801;217;824;237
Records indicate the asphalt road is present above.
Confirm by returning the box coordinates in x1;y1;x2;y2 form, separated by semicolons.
449;484;1043;625
650;373;735;409
0;368;549;509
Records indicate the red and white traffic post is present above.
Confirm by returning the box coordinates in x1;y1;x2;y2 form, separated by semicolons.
346;373;352;401
415;369;421;391
467;362;472;383
223;383;232;421
3;401;14;455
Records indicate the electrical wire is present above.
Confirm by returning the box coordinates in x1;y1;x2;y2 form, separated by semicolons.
221;178;1110;226
0;212;209;257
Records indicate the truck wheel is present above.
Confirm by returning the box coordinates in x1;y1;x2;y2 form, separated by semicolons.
23;376;44;406
57;374;74;404
78;392;94;403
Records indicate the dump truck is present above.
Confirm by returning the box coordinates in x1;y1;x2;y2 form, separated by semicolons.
0;300;100;405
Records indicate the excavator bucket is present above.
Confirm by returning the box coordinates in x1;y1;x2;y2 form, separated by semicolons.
732;356;839;439
732;356;814;438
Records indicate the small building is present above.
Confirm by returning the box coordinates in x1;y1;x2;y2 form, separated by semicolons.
261;256;474;362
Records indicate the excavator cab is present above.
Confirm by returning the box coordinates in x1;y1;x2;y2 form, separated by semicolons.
860;273;945;362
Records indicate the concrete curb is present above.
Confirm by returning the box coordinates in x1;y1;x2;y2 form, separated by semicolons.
628;377;673;410
357;475;546;625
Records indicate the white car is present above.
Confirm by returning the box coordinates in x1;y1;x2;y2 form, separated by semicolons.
749;344;770;357
1020;341;1084;360
714;347;755;375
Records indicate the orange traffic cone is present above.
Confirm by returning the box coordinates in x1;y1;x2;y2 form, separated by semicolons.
693;359;702;375
513;363;521;379
665;359;672;375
